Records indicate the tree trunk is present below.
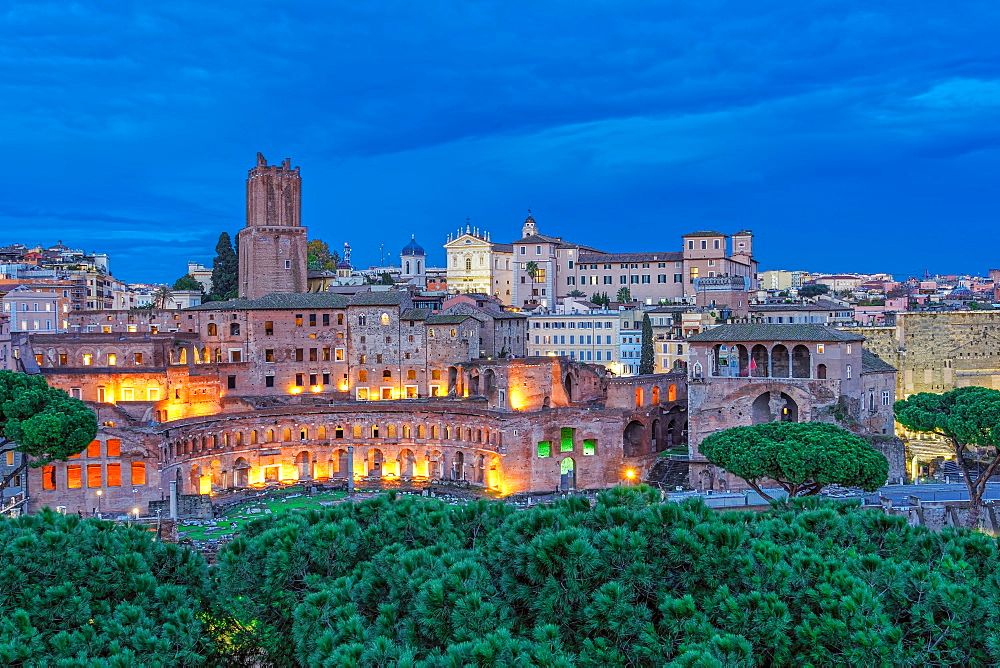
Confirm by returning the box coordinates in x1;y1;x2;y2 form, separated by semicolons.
952;438;984;529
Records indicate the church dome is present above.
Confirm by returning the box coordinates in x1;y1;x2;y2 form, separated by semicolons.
402;235;425;256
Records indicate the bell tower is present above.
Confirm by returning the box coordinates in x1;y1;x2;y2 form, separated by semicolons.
237;153;308;299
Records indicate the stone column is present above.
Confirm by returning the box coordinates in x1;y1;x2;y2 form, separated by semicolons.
347;445;355;492
168;480;178;520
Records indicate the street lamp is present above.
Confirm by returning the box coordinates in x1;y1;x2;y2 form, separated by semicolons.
96;490;102;517
624;469;637;486
132;507;140;520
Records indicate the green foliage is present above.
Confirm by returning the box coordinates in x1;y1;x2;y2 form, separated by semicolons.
639;313;655;374
616;286;631;304
209;490;1000;666
590;292;611;307
525;261;539;282
172;274;202;291
700;422;889;499
798;284;830;298
6;490;1000;665
210;232;238;300
306;239;340;271
0;510;213;665
895;387;1000;527
0;371;97;465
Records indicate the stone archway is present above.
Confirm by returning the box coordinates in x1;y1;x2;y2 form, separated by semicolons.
560;457;576;490
623;420;647;457
398;448;416;477
564;373;574;402
234;457;250;487
295;451;312;480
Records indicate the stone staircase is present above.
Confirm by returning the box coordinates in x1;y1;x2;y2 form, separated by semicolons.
646;455;690;490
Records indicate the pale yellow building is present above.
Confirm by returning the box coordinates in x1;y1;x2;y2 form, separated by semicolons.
444;226;514;305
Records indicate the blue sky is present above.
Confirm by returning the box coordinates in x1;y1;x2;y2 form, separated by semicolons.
2;1;999;283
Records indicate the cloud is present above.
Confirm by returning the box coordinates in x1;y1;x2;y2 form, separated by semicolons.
0;1;998;279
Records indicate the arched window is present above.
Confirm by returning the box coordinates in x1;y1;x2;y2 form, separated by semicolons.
359;315;366;326
816;364;827;379
465;258;472;271
635;387;644;408
207;323;217;336
667;384;677;402
380;313;390;326
282;428;291;441
651;386;660;404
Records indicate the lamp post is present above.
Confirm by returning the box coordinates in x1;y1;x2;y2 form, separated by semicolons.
132;507;140;521
624;469;637;487
96;490;102;518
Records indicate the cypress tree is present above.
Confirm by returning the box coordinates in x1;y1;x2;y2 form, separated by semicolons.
211;232;238;300
638;312;655;374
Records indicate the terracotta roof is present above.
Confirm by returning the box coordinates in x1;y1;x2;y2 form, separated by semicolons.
861;348;896;374
348;290;407;306
400;308;430;320
686;324;865;343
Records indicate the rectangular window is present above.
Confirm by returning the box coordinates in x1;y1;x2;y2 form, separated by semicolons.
295;348;304;362
583;439;597;456
107;353;117;365
87;464;102;487
265;375;274;388
430;385;440;397
322;348;331;361
309;373;317;386
295;314;303;327
560;427;575;452
264;321;274;335
641;275;650;284
358;370;367;382
335;348;344;361
106;463;121;486
106;439;121;457
405;385;418;398
816;344;825;354
42;465;56;489
882;390;891;406
67;464;82;489
5;451;12;466
309;314;316;327
147;387;160;401
537;441;551;457
87;440;101;457
229;349;242;363
309;348;318;361
265;349;275;362
134;352;143;365
674;274;682;283
131;462;146;485
846;365;852;379
323;372;330;385
228;375;237;389
356;387;369;401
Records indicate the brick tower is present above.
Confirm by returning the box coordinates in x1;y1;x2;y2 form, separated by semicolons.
237;153;308;299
